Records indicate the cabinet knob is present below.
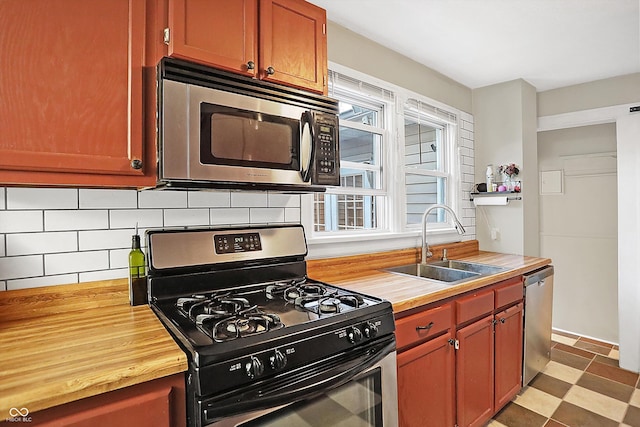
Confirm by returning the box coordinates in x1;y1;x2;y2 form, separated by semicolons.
130;159;142;170
246;61;255;70
266;66;275;75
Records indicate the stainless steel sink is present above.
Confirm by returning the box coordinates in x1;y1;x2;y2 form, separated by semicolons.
385;263;481;283
384;260;506;285
430;260;507;275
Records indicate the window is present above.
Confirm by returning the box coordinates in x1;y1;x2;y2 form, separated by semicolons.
310;66;461;239
403;101;456;227
313;73;391;233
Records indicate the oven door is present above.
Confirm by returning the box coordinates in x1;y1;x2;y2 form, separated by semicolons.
200;336;397;427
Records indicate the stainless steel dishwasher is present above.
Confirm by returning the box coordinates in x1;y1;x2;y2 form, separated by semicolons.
523;265;554;385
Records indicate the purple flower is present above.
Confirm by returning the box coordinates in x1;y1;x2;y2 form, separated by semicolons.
497;163;520;177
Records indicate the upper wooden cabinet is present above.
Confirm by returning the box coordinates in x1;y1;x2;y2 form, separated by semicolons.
0;0;157;187
166;0;327;94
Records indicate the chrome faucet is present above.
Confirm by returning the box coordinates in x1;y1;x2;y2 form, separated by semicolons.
421;204;466;264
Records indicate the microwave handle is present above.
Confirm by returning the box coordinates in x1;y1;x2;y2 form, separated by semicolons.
300;111;315;182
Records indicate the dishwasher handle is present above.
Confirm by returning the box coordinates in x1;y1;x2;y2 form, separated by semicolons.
523;265;554;287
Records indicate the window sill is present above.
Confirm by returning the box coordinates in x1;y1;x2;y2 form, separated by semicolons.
306;228;466;259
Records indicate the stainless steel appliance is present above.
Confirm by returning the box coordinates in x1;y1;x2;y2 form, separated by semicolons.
146;224;398;427
157;58;340;192
523;266;554;385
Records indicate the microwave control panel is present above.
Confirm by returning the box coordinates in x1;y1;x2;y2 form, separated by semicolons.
312;112;340;186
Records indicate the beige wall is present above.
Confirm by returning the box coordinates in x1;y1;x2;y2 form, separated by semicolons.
538;124;618;343
538;73;640;117
327;22;473;113
472;79;538;256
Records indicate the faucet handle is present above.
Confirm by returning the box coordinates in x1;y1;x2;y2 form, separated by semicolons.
442;249;448;261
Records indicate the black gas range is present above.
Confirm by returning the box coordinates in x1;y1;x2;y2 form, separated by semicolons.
147;224;398;427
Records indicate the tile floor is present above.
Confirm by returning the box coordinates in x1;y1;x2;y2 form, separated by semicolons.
488;331;640;427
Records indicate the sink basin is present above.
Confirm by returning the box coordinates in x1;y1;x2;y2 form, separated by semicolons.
430;260;507;275
384;260;506;285
385;263;480;283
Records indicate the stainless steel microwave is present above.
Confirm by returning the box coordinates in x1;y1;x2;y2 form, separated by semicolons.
157;58;340;192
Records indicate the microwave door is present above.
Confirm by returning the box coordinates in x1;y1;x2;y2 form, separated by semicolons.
300;112;315;182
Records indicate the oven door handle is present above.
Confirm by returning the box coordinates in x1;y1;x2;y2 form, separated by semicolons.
203;337;395;424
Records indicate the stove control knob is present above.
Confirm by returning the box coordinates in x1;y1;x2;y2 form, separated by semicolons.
245;356;264;379
363;322;378;338
269;349;287;371
347;326;363;344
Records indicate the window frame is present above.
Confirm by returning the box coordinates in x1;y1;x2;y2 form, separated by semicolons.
302;62;467;255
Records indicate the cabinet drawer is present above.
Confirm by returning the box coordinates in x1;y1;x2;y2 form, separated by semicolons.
456;290;494;325
495;278;524;309
396;303;453;350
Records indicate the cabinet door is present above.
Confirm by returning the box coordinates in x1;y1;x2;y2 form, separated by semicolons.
0;0;150;186
32;374;186;427
167;0;258;76
456;314;494;427
494;302;524;411
397;333;455;427
259;0;327;93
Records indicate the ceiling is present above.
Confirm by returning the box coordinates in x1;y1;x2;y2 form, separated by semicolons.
308;0;640;92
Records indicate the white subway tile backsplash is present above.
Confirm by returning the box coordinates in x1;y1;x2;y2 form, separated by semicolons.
78;229;132;251
45;210;109;231
231;192;268;207
163;209;210;227
210;208;250;225
0;188;6;210
7;274;78;290
45;251;109;275
268;193;301;208
79;189;138;209
109;209;163;229
187;191;230;208
284;208;301;223
138;190;188;209
7;188;78;210
0;255;43;280
0;235;4;257
0;281;5;291
79;268;127;283
7;232;78;256
0;211;43;233
109;248;131;270
250;208;285;223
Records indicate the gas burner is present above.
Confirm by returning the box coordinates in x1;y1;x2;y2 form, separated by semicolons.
265;278;307;300
210;310;284;342
297;291;367;315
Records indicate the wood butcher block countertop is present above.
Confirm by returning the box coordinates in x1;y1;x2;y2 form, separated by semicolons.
308;241;552;316
0;279;188;417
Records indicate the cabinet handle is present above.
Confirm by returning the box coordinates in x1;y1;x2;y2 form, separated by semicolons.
131;159;142;170
416;321;434;331
247;61;255;70
266;66;275;75
500;318;506;324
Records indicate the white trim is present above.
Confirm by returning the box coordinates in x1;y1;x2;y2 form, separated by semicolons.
537;102;640;131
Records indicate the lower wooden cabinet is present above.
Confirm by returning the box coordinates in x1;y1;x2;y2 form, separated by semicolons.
396;277;524;427
29;374;186;427
397;333;455;427
494;302;524;412
456;314;495;427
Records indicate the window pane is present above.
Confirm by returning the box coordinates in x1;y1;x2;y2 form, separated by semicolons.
404;117;441;171
340;127;381;168
340;168;379;189
405;174;446;225
314;193;378;232
339;102;378;126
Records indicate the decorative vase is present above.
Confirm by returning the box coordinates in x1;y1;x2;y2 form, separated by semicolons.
504;175;514;191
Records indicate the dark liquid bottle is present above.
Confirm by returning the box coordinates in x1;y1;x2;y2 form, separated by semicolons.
129;234;147;306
